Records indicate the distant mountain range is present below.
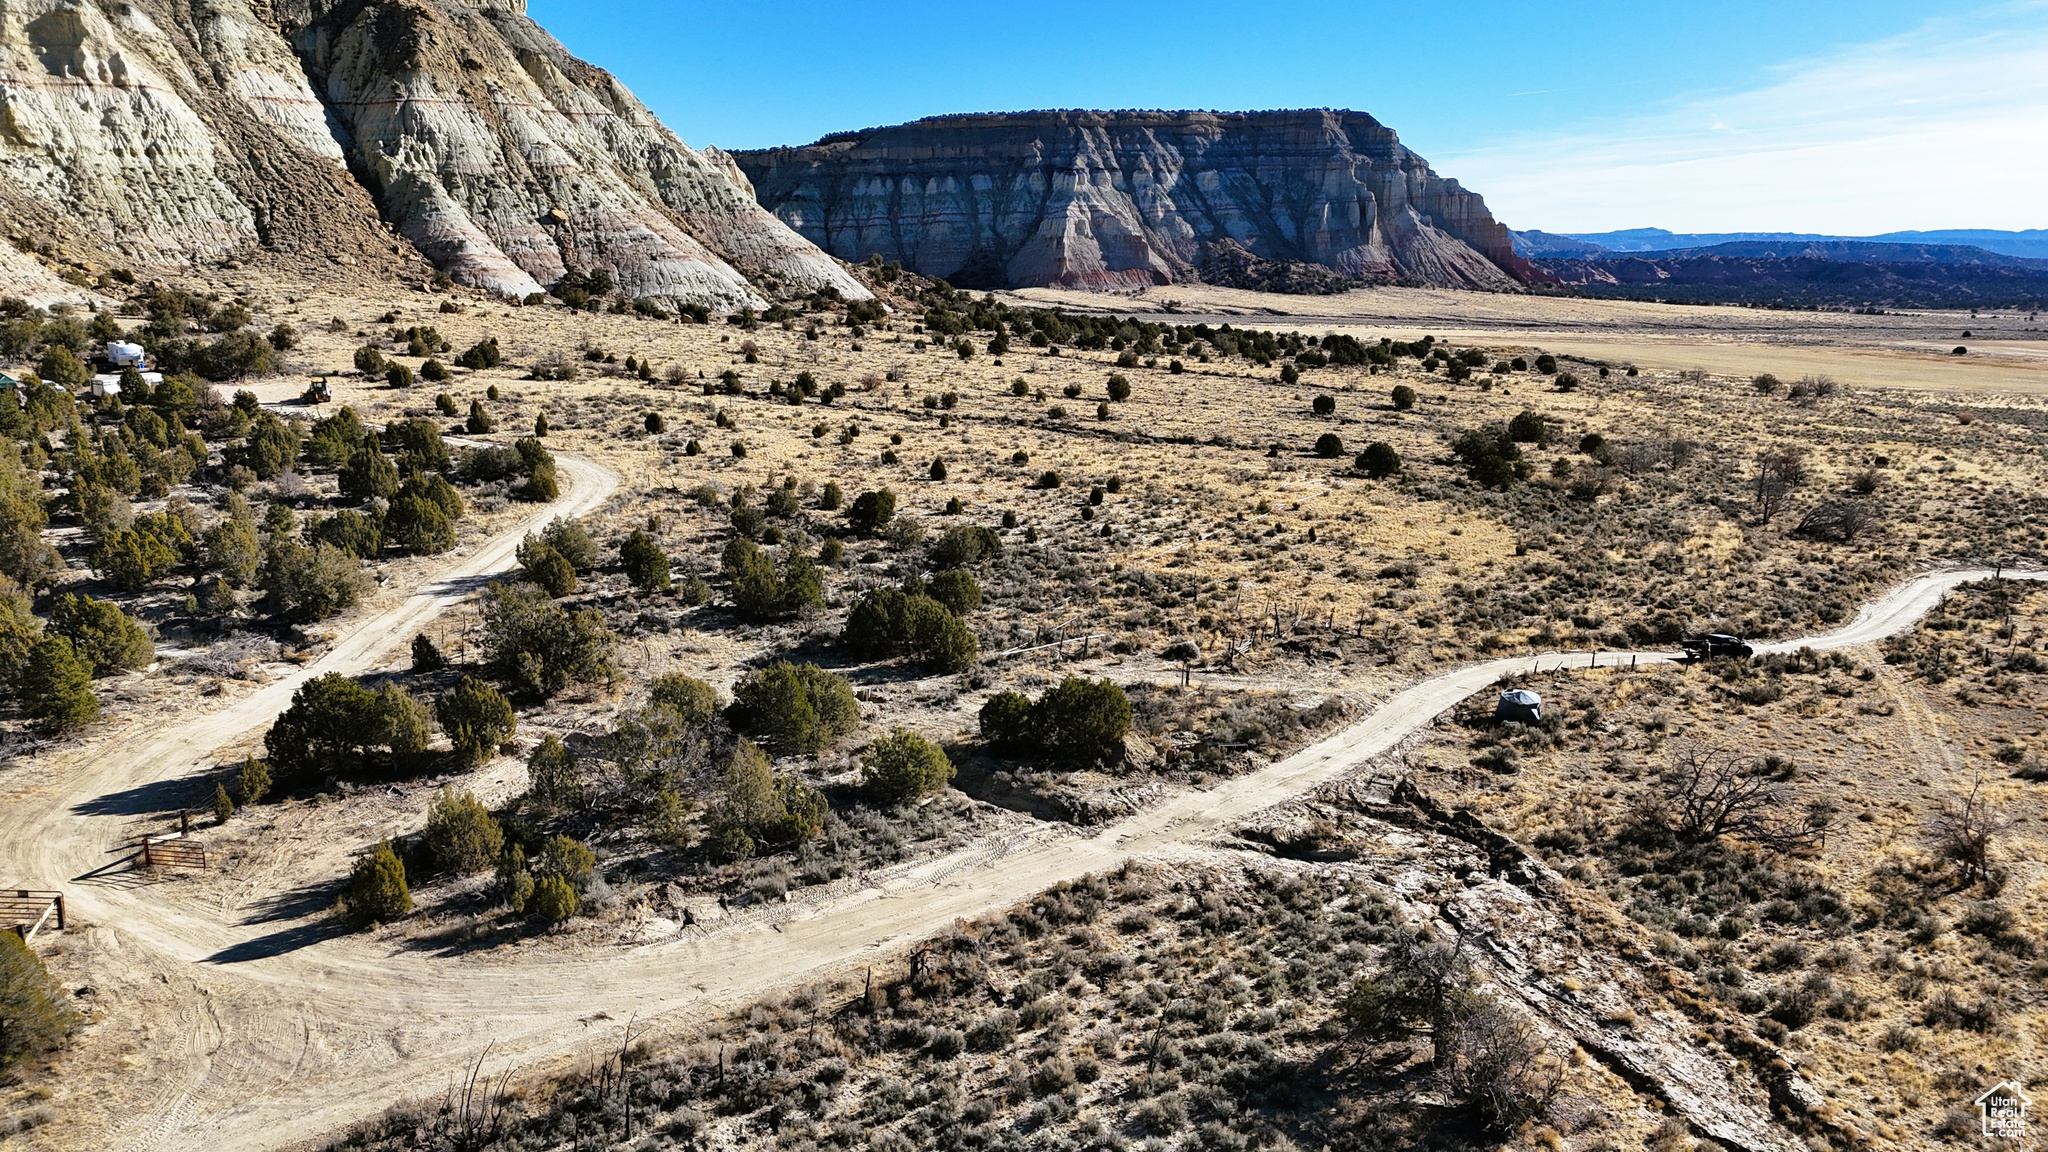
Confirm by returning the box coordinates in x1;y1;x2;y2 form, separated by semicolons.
1511;229;2048;309
1513;227;2048;262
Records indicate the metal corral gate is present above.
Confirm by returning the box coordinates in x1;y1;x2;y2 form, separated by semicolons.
140;833;207;870
1;890;64;940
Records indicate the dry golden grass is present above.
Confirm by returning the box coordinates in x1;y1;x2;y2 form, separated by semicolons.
1410;578;2048;1144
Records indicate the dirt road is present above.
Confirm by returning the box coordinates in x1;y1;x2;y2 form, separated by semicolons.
8;517;2034;1147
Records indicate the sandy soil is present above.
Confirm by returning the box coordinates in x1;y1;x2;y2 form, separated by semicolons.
4;503;2030;1151
1006;284;2048;395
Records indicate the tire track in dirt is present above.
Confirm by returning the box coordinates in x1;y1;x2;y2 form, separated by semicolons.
15;556;2038;1149
2;453;617;1152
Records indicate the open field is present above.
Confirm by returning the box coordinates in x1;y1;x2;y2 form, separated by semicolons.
4;272;2048;1150
1008;284;2048;395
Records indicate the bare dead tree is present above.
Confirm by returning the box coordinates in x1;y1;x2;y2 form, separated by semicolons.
1794;500;1876;543
1654;744;1785;843
1444;998;1565;1133
1341;926;1560;1131
1753;449;1808;523
1752;797;1839;854
1926;780;2010;889
1790;373;1839;403
444;1044;515;1152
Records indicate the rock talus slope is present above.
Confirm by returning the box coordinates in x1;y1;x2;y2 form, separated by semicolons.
0;0;867;307
734;109;1535;292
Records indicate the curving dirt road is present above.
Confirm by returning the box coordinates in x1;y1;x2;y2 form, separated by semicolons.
6;490;2037;1149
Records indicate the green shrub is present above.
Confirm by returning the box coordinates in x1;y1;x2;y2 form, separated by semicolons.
526;735;581;811
385;493;453;555
721;536;819;618
455;337;502;370
1106;374;1131;401
385;363;415;389
1452;427;1528;489
479;581;615;695
847;489;897;533
1355;442;1401;479
727;662;860;756
337;445;399;502
92;526;179;590
927;524;1001;569
420;359;450;382
346;839;411;923
1312;394;1336;416
411;633;443;672
517;535;576;597
377;682;430;757
0;930;74;1072
37;345;89;388
21;636;97;732
213;781;234;824
1314;432;1344;458
863;728;956;803
1391;384;1416;410
304;406;370;468
48;592;152;675
1507;409;1549;445
305;508;382;557
619;528;671;591
386;418;452;473
423;787;504;874
1031;676;1130;765
540;519;597;571
648;672;719;727
258;540;370;621
840;587;979;672
436;676;516;766
529;874;577;923
978;691;1033;749
927;570;983;615
704;741;826;858
514;438;557;503
263;672;427;783
237;756;271;805
466;399;494;434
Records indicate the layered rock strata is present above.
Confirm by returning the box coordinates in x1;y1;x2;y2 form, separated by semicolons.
0;0;867;307
734;109;1533;291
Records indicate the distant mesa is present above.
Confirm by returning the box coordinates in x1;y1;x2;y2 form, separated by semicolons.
732;110;1545;293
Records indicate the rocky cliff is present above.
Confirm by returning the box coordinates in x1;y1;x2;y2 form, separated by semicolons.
733;110;1533;292
0;0;866;308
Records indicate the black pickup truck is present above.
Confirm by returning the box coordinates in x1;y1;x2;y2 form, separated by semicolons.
1680;634;1754;660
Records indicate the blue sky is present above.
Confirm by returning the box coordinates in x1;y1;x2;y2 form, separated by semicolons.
531;1;2048;235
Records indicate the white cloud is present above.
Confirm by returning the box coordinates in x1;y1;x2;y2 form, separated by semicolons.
1438;4;2048;234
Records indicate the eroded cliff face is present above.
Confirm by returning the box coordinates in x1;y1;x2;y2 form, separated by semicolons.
275;0;867;307
0;0;866;307
0;0;399;276
734;110;1534;292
